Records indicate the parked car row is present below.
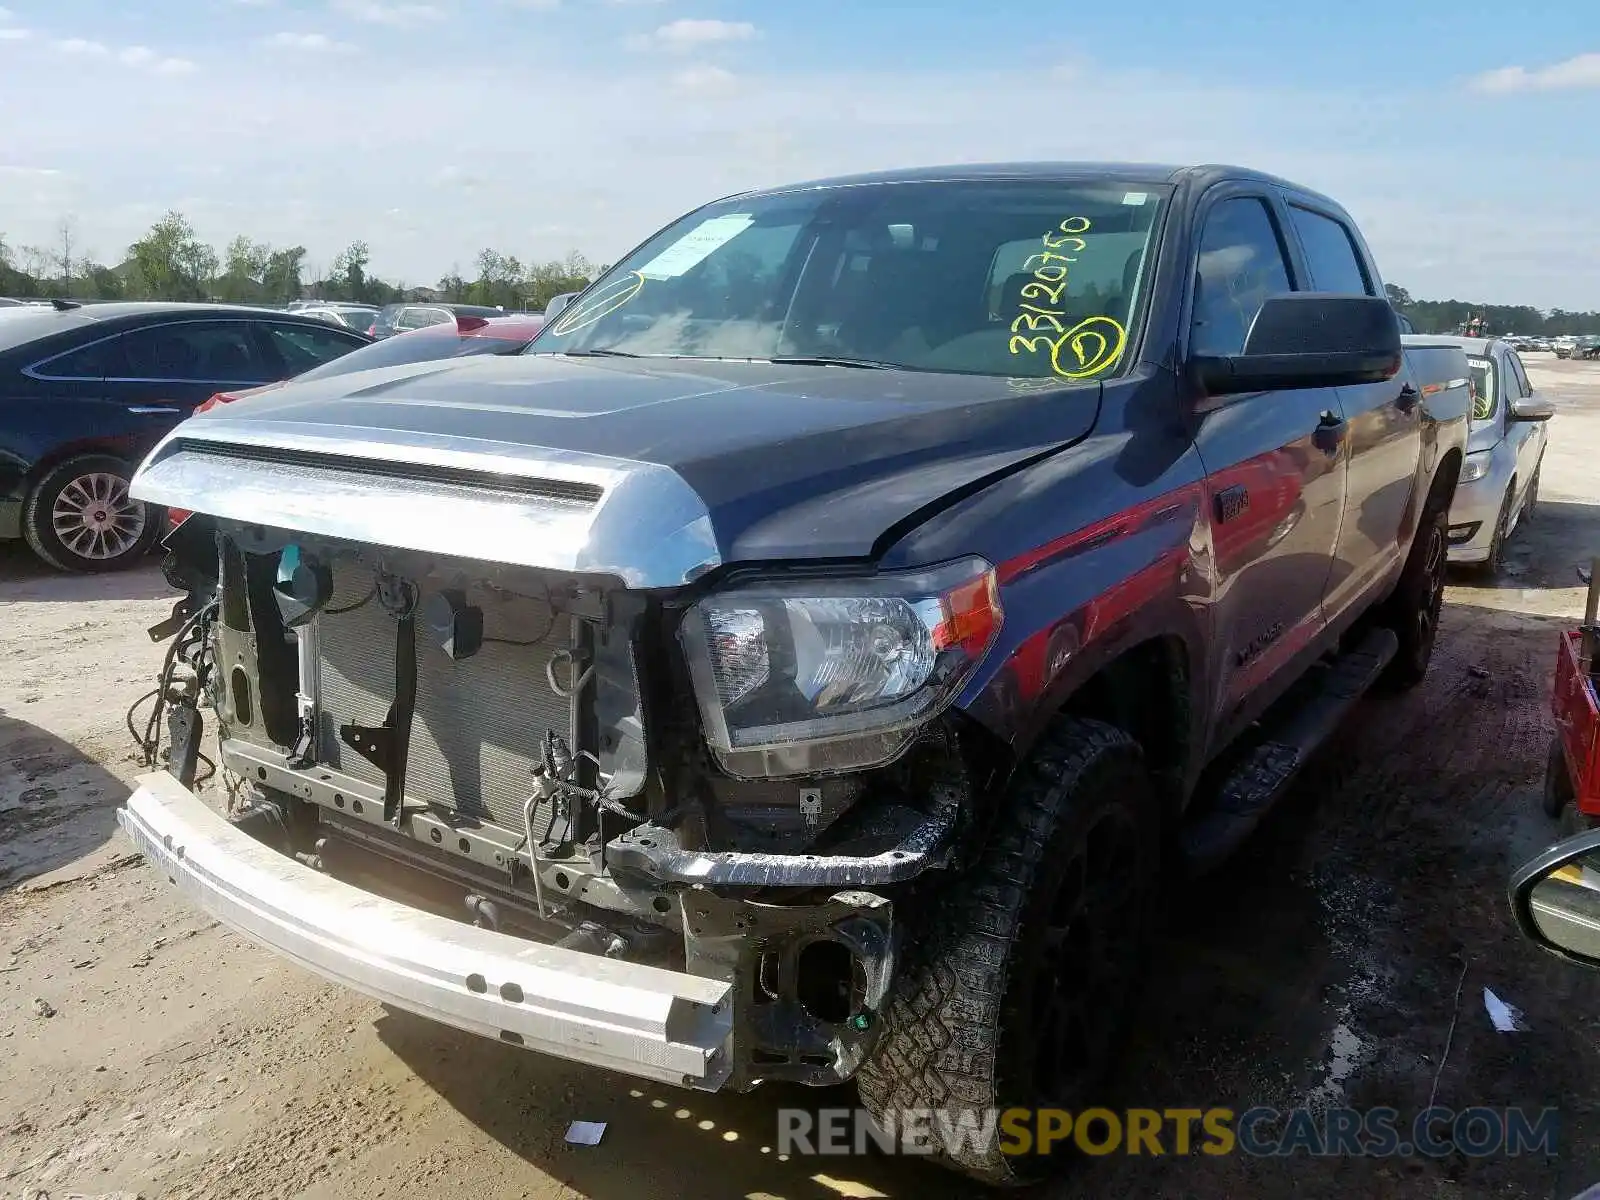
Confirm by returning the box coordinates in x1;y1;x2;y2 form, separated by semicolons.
1555;335;1600;359
0;300;546;572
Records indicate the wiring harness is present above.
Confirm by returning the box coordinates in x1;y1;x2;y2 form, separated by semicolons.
126;598;221;785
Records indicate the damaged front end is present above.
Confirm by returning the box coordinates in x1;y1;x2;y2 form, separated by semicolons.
124;429;1002;1092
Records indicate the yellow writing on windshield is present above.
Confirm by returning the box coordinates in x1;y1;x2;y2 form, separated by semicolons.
1007;217;1128;380
548;271;646;337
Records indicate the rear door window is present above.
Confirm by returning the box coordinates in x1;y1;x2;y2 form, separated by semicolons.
1287;205;1373;295
32;337;119;379
111;322;270;382
263;322;364;375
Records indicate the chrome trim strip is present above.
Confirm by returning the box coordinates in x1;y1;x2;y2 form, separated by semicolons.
129;419;722;587
127;405;183;414
118;771;734;1089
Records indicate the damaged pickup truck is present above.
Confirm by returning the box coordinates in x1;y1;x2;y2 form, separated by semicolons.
119;163;1470;1185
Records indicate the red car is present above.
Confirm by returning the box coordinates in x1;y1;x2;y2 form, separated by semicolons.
168;313;546;525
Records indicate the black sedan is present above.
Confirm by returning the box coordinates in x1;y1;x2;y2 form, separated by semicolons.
0;301;369;572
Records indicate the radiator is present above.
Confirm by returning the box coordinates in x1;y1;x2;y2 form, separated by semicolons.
311;566;573;830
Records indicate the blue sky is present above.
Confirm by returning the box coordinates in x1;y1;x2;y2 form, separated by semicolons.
0;0;1594;308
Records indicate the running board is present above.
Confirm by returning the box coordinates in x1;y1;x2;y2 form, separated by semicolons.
1181;626;1398;876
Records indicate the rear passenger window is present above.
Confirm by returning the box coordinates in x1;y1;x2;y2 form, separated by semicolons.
113;322;267;382
265;323;361;374
1288;206;1372;295
1190;197;1294;358
34;339;116;379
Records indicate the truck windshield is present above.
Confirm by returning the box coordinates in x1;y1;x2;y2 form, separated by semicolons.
526;180;1169;381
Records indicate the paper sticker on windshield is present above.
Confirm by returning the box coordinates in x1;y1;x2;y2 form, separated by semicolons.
1122;192;1149;206
637;214;755;280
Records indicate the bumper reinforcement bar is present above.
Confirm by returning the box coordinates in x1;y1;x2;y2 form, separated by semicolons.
117;771;734;1089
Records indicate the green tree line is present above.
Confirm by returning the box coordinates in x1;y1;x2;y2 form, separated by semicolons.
0;211;600;311
1384;284;1600;337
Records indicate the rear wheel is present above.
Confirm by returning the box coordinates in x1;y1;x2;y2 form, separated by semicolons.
854;718;1160;1187
22;454;159;573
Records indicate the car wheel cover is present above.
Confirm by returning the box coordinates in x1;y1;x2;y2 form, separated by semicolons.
50;471;145;561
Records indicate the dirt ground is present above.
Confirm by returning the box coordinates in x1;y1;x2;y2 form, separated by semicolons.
6;357;1600;1200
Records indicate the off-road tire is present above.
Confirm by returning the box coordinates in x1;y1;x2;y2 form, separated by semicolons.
854;717;1161;1187
1378;502;1448;691
1544;735;1574;819
22;453;160;573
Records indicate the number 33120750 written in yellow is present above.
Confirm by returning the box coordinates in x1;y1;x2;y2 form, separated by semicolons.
1008;216;1127;380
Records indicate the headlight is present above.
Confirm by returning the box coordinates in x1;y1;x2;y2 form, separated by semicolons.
1459;450;1493;484
677;556;1003;779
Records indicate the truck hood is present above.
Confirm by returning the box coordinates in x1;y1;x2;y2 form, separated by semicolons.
129;353;1100;587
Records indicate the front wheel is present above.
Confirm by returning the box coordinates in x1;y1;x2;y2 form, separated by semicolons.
1379;503;1448;690
22;454;159;573
854;717;1161;1187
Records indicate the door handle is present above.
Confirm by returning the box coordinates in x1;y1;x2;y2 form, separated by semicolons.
1313;411;1347;455
127;405;182;414
1396;384;1420;414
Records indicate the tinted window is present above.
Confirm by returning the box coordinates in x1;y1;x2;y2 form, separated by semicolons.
1288;206;1372;295
112;322;267;382
1506;350;1532;398
35;337;119;378
293;328;521;381
529;181;1167;380
1190;197;1294;358
266;322;363;374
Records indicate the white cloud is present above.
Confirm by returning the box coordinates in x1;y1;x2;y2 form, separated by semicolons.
154;56;199;76
332;0;445;27
671;65;737;96
262;31;357;52
0;6;13;20
0;46;1593;310
1470;53;1600;94
53;37;112;56
0;27;28;40
648;18;756;52
0;166;61;177
119;45;156;66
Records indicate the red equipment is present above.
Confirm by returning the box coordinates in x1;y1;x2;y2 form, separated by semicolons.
1547;557;1600;827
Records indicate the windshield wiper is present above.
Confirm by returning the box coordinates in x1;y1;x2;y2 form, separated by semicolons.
767;355;900;370
557;348;643;358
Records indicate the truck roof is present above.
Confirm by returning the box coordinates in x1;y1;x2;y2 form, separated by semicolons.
739;161;1343;209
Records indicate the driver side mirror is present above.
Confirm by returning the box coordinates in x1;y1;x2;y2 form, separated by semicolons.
1191;293;1403;399
1510;828;1600;968
1510;392;1556;422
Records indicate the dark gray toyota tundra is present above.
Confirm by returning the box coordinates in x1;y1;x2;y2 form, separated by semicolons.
120;162;1469;1185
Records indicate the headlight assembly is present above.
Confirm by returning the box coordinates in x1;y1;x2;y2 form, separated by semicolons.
1459;450;1493;484
677;557;1003;779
